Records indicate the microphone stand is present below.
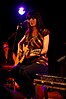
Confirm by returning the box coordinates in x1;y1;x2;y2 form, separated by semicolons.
11;31;17;53
11;25;19;54
7;32;16;41
8;26;19;64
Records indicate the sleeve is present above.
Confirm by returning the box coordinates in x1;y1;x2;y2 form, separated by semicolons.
43;28;50;36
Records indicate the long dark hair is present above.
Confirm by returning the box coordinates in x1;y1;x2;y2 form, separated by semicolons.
26;9;44;30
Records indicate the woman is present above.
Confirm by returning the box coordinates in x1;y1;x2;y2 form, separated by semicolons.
0;42;16;66
9;9;50;98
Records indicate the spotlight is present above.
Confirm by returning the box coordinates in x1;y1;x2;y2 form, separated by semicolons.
18;7;25;15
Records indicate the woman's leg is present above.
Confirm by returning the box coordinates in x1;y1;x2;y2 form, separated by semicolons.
8;63;48;98
8;64;35;98
18;63;48;98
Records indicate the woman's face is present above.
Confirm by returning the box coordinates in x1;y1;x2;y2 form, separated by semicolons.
29;18;37;27
3;43;9;52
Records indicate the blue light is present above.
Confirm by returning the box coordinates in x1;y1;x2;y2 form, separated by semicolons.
18;7;25;15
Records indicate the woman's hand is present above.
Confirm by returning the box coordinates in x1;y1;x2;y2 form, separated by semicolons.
30;49;41;57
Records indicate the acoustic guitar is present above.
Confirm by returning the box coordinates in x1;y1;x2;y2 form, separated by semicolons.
14;44;29;65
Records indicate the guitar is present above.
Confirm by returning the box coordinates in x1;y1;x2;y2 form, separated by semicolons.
14;44;29;66
15;44;41;66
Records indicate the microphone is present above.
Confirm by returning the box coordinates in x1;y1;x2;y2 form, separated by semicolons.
16;19;29;30
23;19;29;23
20;19;29;26
8;20;29;40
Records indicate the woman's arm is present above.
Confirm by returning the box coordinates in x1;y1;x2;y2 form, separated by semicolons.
41;34;49;54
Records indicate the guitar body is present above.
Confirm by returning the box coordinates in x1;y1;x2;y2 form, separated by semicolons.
20;48;41;65
14;44;29;66
21;56;39;65
15;43;41;65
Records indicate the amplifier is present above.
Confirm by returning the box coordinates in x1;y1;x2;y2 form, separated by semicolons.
34;74;66;91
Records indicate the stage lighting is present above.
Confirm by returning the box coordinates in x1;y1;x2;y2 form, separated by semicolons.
18;7;25;15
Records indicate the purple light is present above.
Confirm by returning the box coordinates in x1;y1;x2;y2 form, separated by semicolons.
18;7;25;15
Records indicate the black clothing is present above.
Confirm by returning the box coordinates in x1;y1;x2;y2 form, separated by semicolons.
0;50;14;66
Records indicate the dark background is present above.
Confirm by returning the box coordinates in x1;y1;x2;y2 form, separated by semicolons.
0;0;66;76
